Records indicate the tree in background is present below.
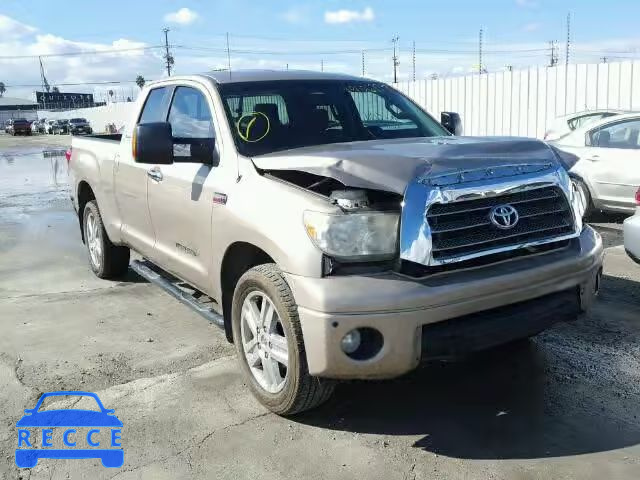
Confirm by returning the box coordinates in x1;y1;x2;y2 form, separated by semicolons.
135;75;146;89
108;90;114;102
0;82;6;97
51;86;60;93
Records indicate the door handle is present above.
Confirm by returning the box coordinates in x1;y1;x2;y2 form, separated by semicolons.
147;167;163;182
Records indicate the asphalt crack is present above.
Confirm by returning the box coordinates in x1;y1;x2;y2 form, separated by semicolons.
107;411;271;479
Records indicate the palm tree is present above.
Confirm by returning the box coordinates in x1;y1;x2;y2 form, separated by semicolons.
0;82;7;97
52;86;60;93
135;75;146;89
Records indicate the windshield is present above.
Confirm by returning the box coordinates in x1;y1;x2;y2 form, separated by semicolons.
70;118;86;123
219;80;448;156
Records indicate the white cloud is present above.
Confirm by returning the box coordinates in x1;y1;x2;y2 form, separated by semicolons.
0;14;37;39
515;0;538;7
522;22;541;32
325;7;374;24
163;8;199;26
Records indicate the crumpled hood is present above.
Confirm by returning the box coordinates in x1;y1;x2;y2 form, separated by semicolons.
252;136;560;194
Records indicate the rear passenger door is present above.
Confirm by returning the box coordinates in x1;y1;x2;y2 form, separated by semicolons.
585;118;640;210
115;86;172;260
146;84;220;288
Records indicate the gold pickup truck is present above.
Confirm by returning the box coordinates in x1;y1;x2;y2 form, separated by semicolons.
69;70;603;415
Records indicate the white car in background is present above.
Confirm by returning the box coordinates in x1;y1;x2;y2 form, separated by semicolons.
624;188;640;264
544;109;626;141
550;112;640;215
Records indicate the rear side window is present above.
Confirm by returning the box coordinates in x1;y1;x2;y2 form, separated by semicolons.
139;87;170;123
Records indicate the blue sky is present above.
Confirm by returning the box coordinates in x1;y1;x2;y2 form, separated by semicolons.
2;0;640;99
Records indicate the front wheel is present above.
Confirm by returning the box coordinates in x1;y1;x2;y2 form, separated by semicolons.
83;201;130;279
232;264;335;415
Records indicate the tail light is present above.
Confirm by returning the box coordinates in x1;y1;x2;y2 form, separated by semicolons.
635;187;640;206
65;148;72;164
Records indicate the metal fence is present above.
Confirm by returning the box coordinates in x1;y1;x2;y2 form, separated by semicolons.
394;61;640;139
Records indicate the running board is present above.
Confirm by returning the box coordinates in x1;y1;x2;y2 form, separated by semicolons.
130;259;224;328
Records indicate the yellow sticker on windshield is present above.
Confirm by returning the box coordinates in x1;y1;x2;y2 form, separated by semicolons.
236;112;271;143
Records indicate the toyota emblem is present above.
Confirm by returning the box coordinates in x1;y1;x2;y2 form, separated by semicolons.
489;204;519;229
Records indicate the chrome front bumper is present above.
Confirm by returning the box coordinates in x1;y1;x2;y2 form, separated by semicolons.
287;226;603;379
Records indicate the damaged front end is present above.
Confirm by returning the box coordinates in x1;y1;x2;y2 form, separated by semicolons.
263;169;403;275
257;144;584;277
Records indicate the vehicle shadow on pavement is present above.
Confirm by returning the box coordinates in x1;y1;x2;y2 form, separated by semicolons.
117;268;149;284
296;336;640;460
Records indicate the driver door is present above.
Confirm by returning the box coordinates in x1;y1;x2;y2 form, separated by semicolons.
146;84;220;289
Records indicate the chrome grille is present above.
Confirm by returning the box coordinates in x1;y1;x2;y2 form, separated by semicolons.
427;186;574;262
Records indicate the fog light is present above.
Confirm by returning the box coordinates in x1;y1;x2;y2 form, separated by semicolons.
341;329;362;354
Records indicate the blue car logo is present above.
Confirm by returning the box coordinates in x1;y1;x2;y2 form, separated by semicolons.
16;391;123;468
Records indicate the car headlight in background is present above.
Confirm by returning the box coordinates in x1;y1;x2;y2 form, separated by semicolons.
568;177;586;233
303;210;399;260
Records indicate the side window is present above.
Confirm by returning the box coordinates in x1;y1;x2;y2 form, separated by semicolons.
167;86;216;163
590;119;640;150
139;87;170;123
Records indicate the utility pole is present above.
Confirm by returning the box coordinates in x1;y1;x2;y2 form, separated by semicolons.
548;40;558;67
565;12;571;66
478;28;483;74
391;36;400;83
163;28;173;76
412;41;416;81
226;32;232;79
361;51;365;76
39;56;50;93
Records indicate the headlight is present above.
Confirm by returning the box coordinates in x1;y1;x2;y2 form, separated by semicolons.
303;210;399;260
571;179;587;220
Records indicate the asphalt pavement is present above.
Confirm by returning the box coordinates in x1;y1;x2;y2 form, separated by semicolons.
1;133;639;480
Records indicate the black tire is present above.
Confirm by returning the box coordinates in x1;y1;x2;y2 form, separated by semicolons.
574;178;593;219
82;200;130;279
232;264;335;415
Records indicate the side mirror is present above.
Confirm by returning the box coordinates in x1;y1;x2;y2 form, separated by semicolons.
441;112;463;136
134;122;173;165
191;138;219;166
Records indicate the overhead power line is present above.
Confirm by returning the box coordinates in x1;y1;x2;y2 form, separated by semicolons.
0;45;164;60
4;80;139;87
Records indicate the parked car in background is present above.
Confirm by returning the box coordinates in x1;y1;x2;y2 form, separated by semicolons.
69;118;92;135
550;112;640;215
624;188;640;264
52;119;70;135
68;70;602;415
7;118;32;136
544;110;626;141
31;119;47;134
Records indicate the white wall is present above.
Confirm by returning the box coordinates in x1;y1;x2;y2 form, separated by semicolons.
395;61;640;138
40;102;135;133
